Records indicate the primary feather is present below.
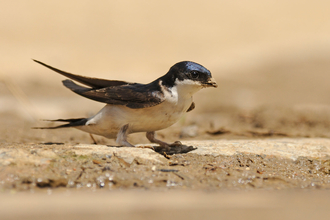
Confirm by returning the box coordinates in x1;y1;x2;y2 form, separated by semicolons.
33;59;135;88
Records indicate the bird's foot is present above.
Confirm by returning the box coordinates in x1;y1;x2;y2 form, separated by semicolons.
146;131;196;155
153;141;196;155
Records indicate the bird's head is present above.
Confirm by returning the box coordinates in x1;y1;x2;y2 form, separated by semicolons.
162;61;217;91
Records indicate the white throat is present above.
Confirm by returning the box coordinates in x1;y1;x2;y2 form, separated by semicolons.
158;78;202;106
174;78;203;97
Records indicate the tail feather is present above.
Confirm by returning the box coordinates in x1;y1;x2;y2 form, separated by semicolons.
33;118;88;129
43;118;86;123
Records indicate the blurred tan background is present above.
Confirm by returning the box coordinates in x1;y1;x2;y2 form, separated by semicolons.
1;0;330;130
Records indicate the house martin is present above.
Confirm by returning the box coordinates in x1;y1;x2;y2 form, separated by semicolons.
34;60;217;148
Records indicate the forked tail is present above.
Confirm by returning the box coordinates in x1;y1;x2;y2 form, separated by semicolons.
33;118;88;129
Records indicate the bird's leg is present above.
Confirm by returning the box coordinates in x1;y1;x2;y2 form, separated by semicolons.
116;124;135;147
89;134;98;144
146;131;182;148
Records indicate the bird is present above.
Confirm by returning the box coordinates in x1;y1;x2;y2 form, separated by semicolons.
33;59;217;148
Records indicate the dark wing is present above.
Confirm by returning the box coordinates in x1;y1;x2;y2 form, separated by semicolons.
63;80;165;108
33;59;135;89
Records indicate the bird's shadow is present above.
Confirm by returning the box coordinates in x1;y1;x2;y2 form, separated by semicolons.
107;144;197;156
39;142;64;145
152;144;197;156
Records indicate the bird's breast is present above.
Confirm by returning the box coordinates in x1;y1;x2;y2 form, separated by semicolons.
127;96;192;133
87;90;193;136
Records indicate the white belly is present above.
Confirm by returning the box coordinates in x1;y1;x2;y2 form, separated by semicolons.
77;97;192;138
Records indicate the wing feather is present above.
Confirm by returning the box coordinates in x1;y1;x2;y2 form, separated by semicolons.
34;59;165;109
33;59;134;88
62;80;165;108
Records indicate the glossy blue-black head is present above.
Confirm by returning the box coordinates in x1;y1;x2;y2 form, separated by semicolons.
162;61;217;88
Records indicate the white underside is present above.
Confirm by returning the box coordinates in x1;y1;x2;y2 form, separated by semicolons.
75;79;203;139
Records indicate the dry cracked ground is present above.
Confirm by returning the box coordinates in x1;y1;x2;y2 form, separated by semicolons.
2;111;330;192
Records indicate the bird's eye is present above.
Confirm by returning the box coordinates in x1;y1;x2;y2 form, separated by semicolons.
190;71;199;79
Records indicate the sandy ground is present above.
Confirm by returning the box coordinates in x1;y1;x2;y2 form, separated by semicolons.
2;1;330;219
